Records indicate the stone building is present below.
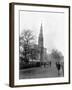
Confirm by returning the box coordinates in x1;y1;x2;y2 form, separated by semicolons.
38;23;45;64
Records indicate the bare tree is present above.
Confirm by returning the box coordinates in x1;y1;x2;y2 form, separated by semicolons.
20;29;35;46
19;30;36;63
51;49;63;61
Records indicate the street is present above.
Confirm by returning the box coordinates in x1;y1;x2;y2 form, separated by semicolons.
19;63;63;79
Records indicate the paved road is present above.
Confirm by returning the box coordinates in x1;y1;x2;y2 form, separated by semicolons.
19;64;63;79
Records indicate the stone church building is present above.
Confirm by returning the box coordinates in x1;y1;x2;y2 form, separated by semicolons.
38;23;48;64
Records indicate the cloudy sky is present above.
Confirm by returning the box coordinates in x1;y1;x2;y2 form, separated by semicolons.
20;10;65;55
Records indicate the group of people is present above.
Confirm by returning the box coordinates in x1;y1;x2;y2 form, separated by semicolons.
41;61;64;77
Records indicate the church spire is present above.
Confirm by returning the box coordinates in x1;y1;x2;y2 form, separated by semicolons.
38;23;44;64
38;23;43;48
40;23;43;34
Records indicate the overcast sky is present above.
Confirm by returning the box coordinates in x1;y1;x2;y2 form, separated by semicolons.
20;10;64;55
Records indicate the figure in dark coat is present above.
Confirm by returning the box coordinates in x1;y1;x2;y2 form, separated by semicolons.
56;62;61;76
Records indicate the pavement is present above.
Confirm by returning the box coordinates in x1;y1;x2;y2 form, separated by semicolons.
19;64;64;79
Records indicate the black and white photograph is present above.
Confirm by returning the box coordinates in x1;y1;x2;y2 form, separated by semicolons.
19;10;64;79
9;3;70;87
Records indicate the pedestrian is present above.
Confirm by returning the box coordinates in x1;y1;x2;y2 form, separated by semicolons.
56;62;61;76
49;61;51;67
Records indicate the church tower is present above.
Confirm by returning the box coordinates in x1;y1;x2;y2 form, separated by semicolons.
38;23;44;64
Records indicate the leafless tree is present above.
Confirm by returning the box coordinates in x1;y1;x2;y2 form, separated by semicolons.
20;29;35;46
51;49;63;61
19;29;36;63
